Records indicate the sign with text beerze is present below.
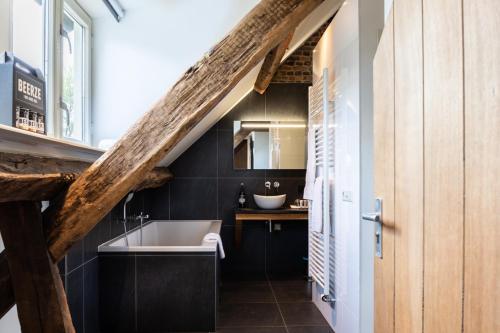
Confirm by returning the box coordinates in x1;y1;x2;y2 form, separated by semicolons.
0;52;46;134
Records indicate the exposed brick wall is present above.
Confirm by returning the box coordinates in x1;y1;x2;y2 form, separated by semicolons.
271;19;331;84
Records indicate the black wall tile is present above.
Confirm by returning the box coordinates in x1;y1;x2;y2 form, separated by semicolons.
266;177;306;205
266;168;307;179
218;91;265;130
84;217;110;263
67;266;84;333
143;186;170;219
170;128;218;177
84;258;99;333
170;178;218;220
218;177;265;226
99;255;136;333
266;84;309;122
66;239;83;273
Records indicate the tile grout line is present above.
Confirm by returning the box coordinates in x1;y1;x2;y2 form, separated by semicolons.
266;276;290;333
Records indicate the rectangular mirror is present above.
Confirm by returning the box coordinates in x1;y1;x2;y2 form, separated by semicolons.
233;121;307;170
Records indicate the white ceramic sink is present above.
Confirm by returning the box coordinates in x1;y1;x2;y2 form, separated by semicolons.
253;194;286;210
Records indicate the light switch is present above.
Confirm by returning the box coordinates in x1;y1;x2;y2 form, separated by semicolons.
342;191;353;202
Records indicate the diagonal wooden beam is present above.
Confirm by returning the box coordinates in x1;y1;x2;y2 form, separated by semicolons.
0;152;173;202
0;0;336;319
254;31;294;94
43;0;327;263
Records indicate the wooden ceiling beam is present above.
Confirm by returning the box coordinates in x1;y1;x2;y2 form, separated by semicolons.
0;152;173;202
254;31;294;94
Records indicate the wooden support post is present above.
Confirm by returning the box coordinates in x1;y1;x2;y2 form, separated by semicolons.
0;251;14;318
254;31;294;94
0;202;74;333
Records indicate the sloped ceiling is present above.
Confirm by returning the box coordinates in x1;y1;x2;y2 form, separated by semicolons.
157;0;340;167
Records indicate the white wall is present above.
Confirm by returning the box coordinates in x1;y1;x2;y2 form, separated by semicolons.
385;0;393;21
0;0;11;53
90;0;259;146
311;0;383;332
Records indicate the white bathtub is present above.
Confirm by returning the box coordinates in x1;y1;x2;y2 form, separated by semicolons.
98;220;222;253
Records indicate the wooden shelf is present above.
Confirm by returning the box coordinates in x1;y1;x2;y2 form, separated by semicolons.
234;209;308;248
0;124;105;162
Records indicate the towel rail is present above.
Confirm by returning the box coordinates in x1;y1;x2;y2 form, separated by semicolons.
308;68;335;304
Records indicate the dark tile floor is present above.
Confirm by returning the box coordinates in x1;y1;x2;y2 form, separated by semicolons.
216;275;334;333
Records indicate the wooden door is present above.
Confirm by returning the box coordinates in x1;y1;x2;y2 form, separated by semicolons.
373;7;395;333
372;1;499;332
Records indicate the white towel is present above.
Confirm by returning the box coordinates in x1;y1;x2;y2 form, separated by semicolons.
203;233;225;259
303;127;316;200
311;177;323;233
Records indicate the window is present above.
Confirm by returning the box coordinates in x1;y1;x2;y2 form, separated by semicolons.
58;0;91;142
7;0;92;144
12;0;46;72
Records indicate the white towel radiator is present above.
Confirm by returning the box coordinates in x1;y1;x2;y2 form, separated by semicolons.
308;68;335;303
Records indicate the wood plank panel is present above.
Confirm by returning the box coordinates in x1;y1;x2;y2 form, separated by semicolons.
393;0;424;332
463;0;500;331
373;7;395;333
0;202;74;333
422;0;464;331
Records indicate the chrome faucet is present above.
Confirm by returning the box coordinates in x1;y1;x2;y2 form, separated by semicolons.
136;212;149;246
122;192;135;246
265;181;280;194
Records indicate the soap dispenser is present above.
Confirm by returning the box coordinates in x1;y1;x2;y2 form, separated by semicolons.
238;182;247;208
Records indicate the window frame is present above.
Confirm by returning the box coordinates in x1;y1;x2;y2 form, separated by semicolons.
50;0;92;143
53;0;92;144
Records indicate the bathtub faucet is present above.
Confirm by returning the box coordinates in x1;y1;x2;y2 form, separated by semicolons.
122;192;135;246
136;212;150;246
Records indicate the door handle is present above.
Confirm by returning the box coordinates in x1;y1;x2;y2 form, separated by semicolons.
362;212;380;223
362;198;383;258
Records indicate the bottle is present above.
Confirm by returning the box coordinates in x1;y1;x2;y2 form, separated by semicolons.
19;108;29;130
28;110;37;132
37;114;45;134
15;106;20;129
238;183;247;208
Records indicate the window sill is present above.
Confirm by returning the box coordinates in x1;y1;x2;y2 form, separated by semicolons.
0;124;105;162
